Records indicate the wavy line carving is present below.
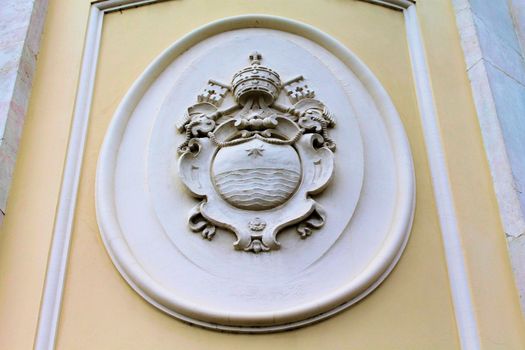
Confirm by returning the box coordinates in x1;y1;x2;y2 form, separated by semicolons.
214;168;301;210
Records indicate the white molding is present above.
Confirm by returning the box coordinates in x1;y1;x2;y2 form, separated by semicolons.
362;0;414;11
404;5;480;349
33;4;104;350
95;0;164;12
34;0;481;348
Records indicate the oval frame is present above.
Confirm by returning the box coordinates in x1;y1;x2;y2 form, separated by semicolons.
96;14;415;332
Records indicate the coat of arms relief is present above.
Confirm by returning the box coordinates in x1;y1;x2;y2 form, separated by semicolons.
177;52;336;253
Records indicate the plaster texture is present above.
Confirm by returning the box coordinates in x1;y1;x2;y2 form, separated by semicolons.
0;0;47;214
453;0;525;312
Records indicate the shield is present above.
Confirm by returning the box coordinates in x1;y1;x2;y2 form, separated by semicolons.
177;53;336;252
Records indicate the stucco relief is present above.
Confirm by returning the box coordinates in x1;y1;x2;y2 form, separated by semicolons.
177;52;335;253
96;17;415;332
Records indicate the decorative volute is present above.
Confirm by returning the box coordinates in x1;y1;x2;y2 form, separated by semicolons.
178;53;336;253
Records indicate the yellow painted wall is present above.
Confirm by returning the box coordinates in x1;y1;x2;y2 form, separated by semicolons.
0;0;523;349
0;1;91;349
417;1;525;346
58;1;457;349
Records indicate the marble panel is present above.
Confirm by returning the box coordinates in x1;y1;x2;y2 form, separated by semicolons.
485;62;525;213
470;0;522;53
473;14;525;86
0;0;47;213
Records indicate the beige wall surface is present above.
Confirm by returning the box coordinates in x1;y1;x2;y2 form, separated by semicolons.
418;0;525;346
57;1;459;349
0;1;91;349
0;0;523;349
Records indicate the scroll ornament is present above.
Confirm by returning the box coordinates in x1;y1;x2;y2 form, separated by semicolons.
177;52;336;253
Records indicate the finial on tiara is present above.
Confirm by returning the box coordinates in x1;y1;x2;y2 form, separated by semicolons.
249;51;262;65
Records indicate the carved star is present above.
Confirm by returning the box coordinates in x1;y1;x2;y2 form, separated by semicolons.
246;146;264;158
